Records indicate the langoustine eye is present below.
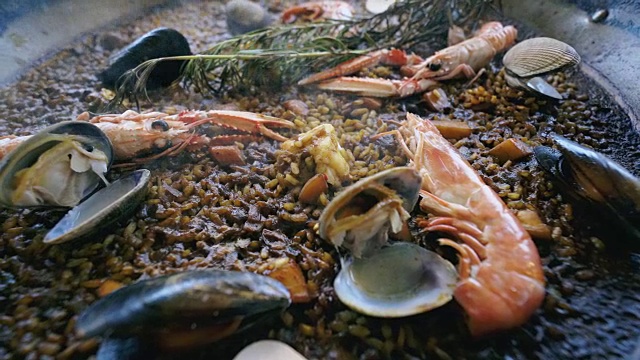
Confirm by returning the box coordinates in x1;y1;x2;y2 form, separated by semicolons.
151;120;170;131
428;62;442;71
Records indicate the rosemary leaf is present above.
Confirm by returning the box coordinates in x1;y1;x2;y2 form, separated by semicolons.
109;0;492;108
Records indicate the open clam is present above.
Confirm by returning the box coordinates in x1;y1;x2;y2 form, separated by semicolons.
503;37;581;99
334;242;457;317
0;121;113;208
319;167;457;317
534;134;640;241
318;166;421;258
44;169;151;244
76;270;291;355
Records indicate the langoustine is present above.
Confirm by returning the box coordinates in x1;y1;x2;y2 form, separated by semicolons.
298;22;517;98
373;113;545;336
0;110;295;163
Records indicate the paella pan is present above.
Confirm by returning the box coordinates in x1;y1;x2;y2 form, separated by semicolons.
0;0;639;359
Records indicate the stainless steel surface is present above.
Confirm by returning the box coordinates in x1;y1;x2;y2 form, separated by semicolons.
502;0;640;130
0;0;167;84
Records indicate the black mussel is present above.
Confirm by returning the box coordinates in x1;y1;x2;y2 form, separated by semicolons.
95;337;148;360
226;0;274;35
633;337;640;360
76;270;291;352
534;134;640;241
0;121;113;208
44;169;150;244
98;27;191;89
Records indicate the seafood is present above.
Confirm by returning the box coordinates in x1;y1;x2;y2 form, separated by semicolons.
319;166;421;258
373;113;545;336
0;122;113;208
0;110;295;164
281;1;354;24
334;242;457;317
44;169;150;244
233;340;308;360
298;22;517;97
319;166;457;317
99;27;192;89
534;134;640;241
280;124;350;186
76;270;291;355
502;37;580;99
365;0;397;14
82;110;294;161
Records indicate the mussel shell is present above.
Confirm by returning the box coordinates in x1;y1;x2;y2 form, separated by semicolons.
334;242;457;317
503;37;581;78
75;270;291;339
534;135;640;240
95;337;149;360
0;121;113;208
98;27;191;89
44;169;150;244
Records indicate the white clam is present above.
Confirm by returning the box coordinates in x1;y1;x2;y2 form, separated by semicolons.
319;166;420;258
503;37;581;99
319;166;457;318
335;242;457;317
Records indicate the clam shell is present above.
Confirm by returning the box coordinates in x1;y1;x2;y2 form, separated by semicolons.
503;37;581;78
44;169;150;244
334;242;457;318
234;340;307;360
318;166;421;257
366;0;397;14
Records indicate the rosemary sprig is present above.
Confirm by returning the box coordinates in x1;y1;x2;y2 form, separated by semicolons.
110;0;493;107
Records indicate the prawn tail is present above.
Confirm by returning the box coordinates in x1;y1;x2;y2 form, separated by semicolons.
455;266;546;337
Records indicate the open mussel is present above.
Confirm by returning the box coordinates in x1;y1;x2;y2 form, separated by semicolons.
44;169;150;244
503;37;581;99
98;27;192;90
319;167;457;318
76;270;291;357
0;121;113;208
534;134;640;241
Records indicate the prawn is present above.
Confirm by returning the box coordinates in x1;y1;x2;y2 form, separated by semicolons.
373;113;545;336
